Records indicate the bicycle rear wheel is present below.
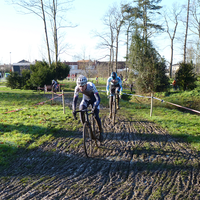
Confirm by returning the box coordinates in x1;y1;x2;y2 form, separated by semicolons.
112;97;116;125
83;122;95;157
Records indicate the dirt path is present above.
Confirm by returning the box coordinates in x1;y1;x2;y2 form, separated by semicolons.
1;95;200;200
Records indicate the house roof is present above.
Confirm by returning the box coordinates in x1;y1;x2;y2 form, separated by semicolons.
77;60;93;63
18;59;30;63
13;59;33;66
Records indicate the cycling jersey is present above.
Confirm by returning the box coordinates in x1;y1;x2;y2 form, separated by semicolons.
73;82;100;111
106;76;123;94
72;81;101;128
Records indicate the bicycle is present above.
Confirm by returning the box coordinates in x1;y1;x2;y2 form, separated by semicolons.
52;84;59;93
73;108;102;158
108;92;119;125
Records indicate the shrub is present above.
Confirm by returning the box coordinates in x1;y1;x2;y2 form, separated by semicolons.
175;62;197;91
6;61;70;90
29;61;53;89
6;72;22;89
51;61;70;80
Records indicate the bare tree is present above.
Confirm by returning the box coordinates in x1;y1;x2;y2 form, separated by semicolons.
8;0;75;67
121;3;137;78
94;6;116;75
189;0;200;39
9;0;52;66
112;4;125;72
188;0;200;72
94;32;114;75
183;0;190;63
48;0;76;66
94;2;125;74
95;63;108;78
52;0;58;66
163;4;182;78
186;45;195;62
78;60;95;79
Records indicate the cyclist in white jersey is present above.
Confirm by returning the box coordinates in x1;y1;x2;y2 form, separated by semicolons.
72;75;103;136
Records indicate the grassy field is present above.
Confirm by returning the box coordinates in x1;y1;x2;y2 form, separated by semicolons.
0;77;200;168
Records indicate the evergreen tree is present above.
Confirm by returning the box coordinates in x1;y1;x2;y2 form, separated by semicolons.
6;72;22;89
123;0;163;45
125;0;168;93
128;33;170;92
51;61;70;80
175;62;197;91
6;61;70;90
29;61;53;88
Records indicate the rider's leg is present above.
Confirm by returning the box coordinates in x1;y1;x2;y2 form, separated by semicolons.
93;108;103;142
116;87;120;109
109;95;113;118
94;108;102;132
109;86;115;118
79;100;87;124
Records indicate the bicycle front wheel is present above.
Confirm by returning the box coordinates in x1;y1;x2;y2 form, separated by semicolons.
91;116;101;147
83;122;95;157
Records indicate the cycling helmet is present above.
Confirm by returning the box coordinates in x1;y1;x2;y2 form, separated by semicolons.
77;75;87;86
111;72;117;80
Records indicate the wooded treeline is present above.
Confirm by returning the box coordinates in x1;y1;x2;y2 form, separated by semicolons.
7;0;199;92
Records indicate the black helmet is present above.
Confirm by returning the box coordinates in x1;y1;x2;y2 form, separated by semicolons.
111;72;117;80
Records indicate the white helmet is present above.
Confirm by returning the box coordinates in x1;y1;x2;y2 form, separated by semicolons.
77;75;87;86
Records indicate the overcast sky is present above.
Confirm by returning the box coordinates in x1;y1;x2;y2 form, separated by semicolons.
0;0;185;64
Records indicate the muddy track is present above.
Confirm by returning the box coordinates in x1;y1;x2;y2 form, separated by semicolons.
0;95;200;199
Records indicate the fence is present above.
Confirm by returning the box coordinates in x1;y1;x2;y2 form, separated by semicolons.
4;90;200;116
122;92;200;116
4;90;66;114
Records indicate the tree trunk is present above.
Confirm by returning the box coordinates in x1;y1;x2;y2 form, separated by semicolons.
109;47;111;76
184;0;190;63
115;32;119;72
125;26;130;78
170;38;174;78
53;0;58;67
40;0;51;67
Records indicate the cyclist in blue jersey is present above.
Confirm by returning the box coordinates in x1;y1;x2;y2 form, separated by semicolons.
52;79;58;92
106;72;123;118
72;75;103;138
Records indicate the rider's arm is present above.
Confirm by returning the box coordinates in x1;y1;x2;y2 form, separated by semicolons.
72;86;79;111
106;77;111;93
118;77;123;92
94;92;100;108
92;83;100;108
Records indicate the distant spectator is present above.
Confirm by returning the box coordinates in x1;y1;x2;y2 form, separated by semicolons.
130;83;133;92
172;79;177;90
96;76;99;84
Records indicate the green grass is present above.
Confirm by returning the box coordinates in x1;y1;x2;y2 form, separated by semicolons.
0;77;200;167
112;87;200;151
98;77;200;150
0;89;82;166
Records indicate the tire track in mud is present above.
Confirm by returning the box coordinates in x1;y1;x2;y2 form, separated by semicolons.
1;99;200;199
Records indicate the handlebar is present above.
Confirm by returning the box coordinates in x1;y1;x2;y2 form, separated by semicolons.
107;94;122;99
73;109;93;120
